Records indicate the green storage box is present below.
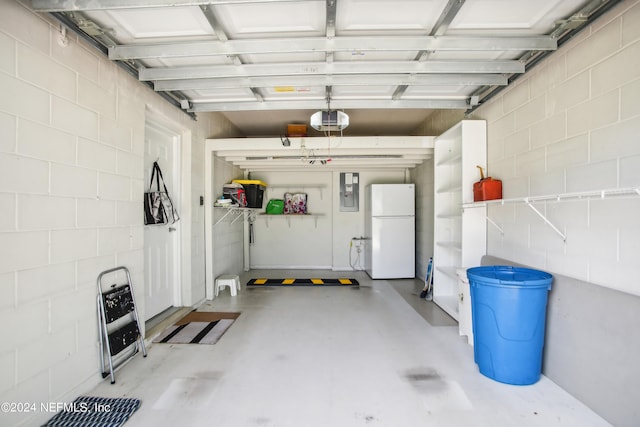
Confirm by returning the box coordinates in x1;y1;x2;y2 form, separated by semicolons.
266;199;284;214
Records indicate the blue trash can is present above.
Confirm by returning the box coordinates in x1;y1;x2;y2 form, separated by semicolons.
466;266;553;385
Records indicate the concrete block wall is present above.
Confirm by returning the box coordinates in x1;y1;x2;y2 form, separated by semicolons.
471;0;640;295
0;3;240;426
0;7;146;422
211;156;244;279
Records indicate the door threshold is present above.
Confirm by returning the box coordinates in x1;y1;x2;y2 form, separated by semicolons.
145;307;192;343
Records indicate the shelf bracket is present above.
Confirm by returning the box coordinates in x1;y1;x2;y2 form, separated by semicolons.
486;216;504;235
214;208;235;226
215;207;259;226
230;211;244;225
525;200;566;242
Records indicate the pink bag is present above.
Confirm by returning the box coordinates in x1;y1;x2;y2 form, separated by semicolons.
284;193;307;214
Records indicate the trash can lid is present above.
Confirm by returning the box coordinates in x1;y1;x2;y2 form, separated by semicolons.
467;266;552;289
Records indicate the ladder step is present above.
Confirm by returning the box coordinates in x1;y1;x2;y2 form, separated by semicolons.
108;321;140;356
102;285;135;323
98;266;146;383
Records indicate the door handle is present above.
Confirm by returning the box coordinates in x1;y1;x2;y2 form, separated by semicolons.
169;227;176;232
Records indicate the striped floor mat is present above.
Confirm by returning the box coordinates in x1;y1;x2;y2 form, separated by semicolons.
247;278;359;286
153;311;239;345
43;396;141;427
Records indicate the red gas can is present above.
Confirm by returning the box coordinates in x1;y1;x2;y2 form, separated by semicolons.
473;166;502;202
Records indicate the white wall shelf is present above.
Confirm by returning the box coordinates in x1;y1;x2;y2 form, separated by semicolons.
433;120;487;322
437;182;462;193
436;241;462;251
436;153;462;166
437;212;462;219
462;187;640;242
463;187;640;207
437;265;459;279
260;213;325;228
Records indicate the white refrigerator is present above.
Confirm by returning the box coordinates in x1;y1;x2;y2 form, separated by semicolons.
365;184;415;279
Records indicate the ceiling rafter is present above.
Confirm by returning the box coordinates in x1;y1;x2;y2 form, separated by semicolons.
109;36;556;60
32;0;320;12
188;98;471;112
140;60;524;81
152;73;508;91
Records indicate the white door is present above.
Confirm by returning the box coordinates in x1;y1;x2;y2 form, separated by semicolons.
370;184;415;216
369;216;415;279
144;121;180;320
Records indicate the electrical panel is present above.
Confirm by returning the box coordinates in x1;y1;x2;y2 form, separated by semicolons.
340;172;359;212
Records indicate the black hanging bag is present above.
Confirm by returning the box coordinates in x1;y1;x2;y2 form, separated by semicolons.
144;161;179;225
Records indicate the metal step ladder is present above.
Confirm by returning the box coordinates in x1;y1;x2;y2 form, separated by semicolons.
97;266;147;384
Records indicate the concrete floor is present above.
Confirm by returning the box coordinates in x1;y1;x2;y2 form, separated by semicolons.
91;270;610;427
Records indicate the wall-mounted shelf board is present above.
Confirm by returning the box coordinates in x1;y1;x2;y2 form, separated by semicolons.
462;187;640;207
437;183;462;193
437;212;462;219
436;153;462;166
462;187;640;242
437;266;459;279
260;213;325;228
436;241;462;251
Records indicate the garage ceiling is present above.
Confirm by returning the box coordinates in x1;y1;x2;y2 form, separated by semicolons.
33;0;618;138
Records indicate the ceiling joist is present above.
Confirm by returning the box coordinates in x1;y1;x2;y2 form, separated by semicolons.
37;0;618;138
32;0;317;12
153;73;508;91
109;36;556;60
140;60;524;81
188;98;472;112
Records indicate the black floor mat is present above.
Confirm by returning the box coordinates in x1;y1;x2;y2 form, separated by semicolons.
247;278;359;286
42;396;141;427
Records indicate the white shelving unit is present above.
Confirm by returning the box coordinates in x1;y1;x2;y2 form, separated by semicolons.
433;120;487;321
